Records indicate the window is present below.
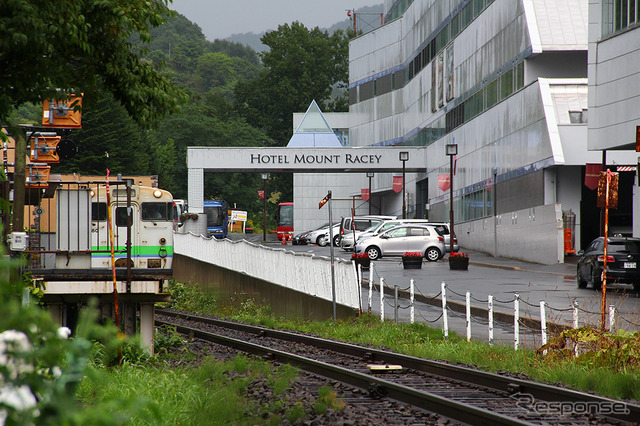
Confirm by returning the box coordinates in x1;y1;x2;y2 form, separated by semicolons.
603;0;640;36
92;202;107;221
499;69;514;101
115;207;129;227
485;80;498;109
409;227;429;236
388;227;408;238
142;202;172;221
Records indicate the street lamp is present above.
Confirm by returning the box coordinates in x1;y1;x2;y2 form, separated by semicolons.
399;152;409;219
261;173;269;242
445;144;458;254
366;172;374;215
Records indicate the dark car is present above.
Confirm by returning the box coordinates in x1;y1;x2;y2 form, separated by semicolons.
576;236;640;291
291;230;311;245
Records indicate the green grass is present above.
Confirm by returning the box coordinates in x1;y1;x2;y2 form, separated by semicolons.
161;280;640;402
78;280;640;424
77;354;304;425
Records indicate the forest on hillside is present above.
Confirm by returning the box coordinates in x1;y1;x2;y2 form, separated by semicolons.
13;12;350;230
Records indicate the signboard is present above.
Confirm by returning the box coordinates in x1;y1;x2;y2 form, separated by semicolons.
187;147;427;173
597;171;618;209
231;210;247;221
392;176;403;193
584;163;601;190
361;188;370;201
438;174;450;192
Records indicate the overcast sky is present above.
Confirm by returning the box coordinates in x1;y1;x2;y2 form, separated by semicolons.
170;0;383;41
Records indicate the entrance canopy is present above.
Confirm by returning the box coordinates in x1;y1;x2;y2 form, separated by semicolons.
187;146;426;212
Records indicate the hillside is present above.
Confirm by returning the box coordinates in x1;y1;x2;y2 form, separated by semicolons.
227;4;383;53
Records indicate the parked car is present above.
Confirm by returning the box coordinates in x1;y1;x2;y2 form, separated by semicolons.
345;219;431;251
306;223;339;246
292;223;328;245
316;223;342;247
291;231;308;245
353;220;459;253
354;224;446;261
576;236;640;291
339;215;396;250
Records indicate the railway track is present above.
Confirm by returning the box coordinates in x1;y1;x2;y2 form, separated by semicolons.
156;308;640;425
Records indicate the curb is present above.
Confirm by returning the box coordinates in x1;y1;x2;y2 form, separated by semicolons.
470;260;576;278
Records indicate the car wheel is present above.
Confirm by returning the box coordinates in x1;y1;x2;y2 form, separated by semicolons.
425;247;441;262
591;269;602;290
576;273;587;289
365;246;381;260
317;236;328;247
333;235;341;247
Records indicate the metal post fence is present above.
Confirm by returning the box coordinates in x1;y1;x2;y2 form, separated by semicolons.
394;285;399;323
465;291;471;342
540;301;547;354
368;263;373;313
573;298;579;356
380;277;385;321
514;293;520;350
609;305;616;333
410;279;415;324
441;282;448;339
488;295;494;345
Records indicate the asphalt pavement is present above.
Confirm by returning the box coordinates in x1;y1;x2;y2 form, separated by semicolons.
225;233;640;349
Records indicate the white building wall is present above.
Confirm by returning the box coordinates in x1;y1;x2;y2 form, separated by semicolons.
588;1;640;151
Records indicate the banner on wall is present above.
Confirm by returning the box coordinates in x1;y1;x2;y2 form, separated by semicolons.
438;174;450;192
392;176;403;193
584;163;601;190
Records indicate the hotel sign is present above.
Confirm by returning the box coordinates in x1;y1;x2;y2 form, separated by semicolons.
187;147;427;173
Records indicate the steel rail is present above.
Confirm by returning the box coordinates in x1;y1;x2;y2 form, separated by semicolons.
163;320;531;426
157;309;640;423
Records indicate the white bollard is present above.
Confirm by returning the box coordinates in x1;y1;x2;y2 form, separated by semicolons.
441;282;448;340
380;277;385;321
609;305;616;333
410;279;415;324
514;293;520;351
466;291;471;342
540;301;547;354
488;295;494;345
572;298;579;357
368;263;374;313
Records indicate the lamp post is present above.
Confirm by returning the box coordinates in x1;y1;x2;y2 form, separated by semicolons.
366;171;374;215
399;152;409;219
446;144;458;254
261;173;269;242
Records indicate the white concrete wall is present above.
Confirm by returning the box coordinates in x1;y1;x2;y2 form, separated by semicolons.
174;232;361;309
457;203;564;265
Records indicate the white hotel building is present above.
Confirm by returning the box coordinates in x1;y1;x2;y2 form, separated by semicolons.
294;0;636;264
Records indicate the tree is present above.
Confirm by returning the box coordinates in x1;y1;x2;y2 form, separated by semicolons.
234;22;349;145
0;0;186;231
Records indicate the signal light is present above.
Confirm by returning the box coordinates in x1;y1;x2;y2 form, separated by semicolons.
26;164;51;188
42;95;82;128
30;135;61;163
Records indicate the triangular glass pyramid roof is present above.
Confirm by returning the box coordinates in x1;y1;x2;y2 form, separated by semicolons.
295;100;334;133
287;100;343;147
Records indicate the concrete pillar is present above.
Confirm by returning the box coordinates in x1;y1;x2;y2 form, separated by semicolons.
140;303;155;356
47;304;64;326
101;303;113;323
124;303;136;336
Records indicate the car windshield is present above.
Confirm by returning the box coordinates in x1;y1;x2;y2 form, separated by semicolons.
363;223;380;232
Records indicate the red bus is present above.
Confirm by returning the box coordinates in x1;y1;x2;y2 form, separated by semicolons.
276;202;293;241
